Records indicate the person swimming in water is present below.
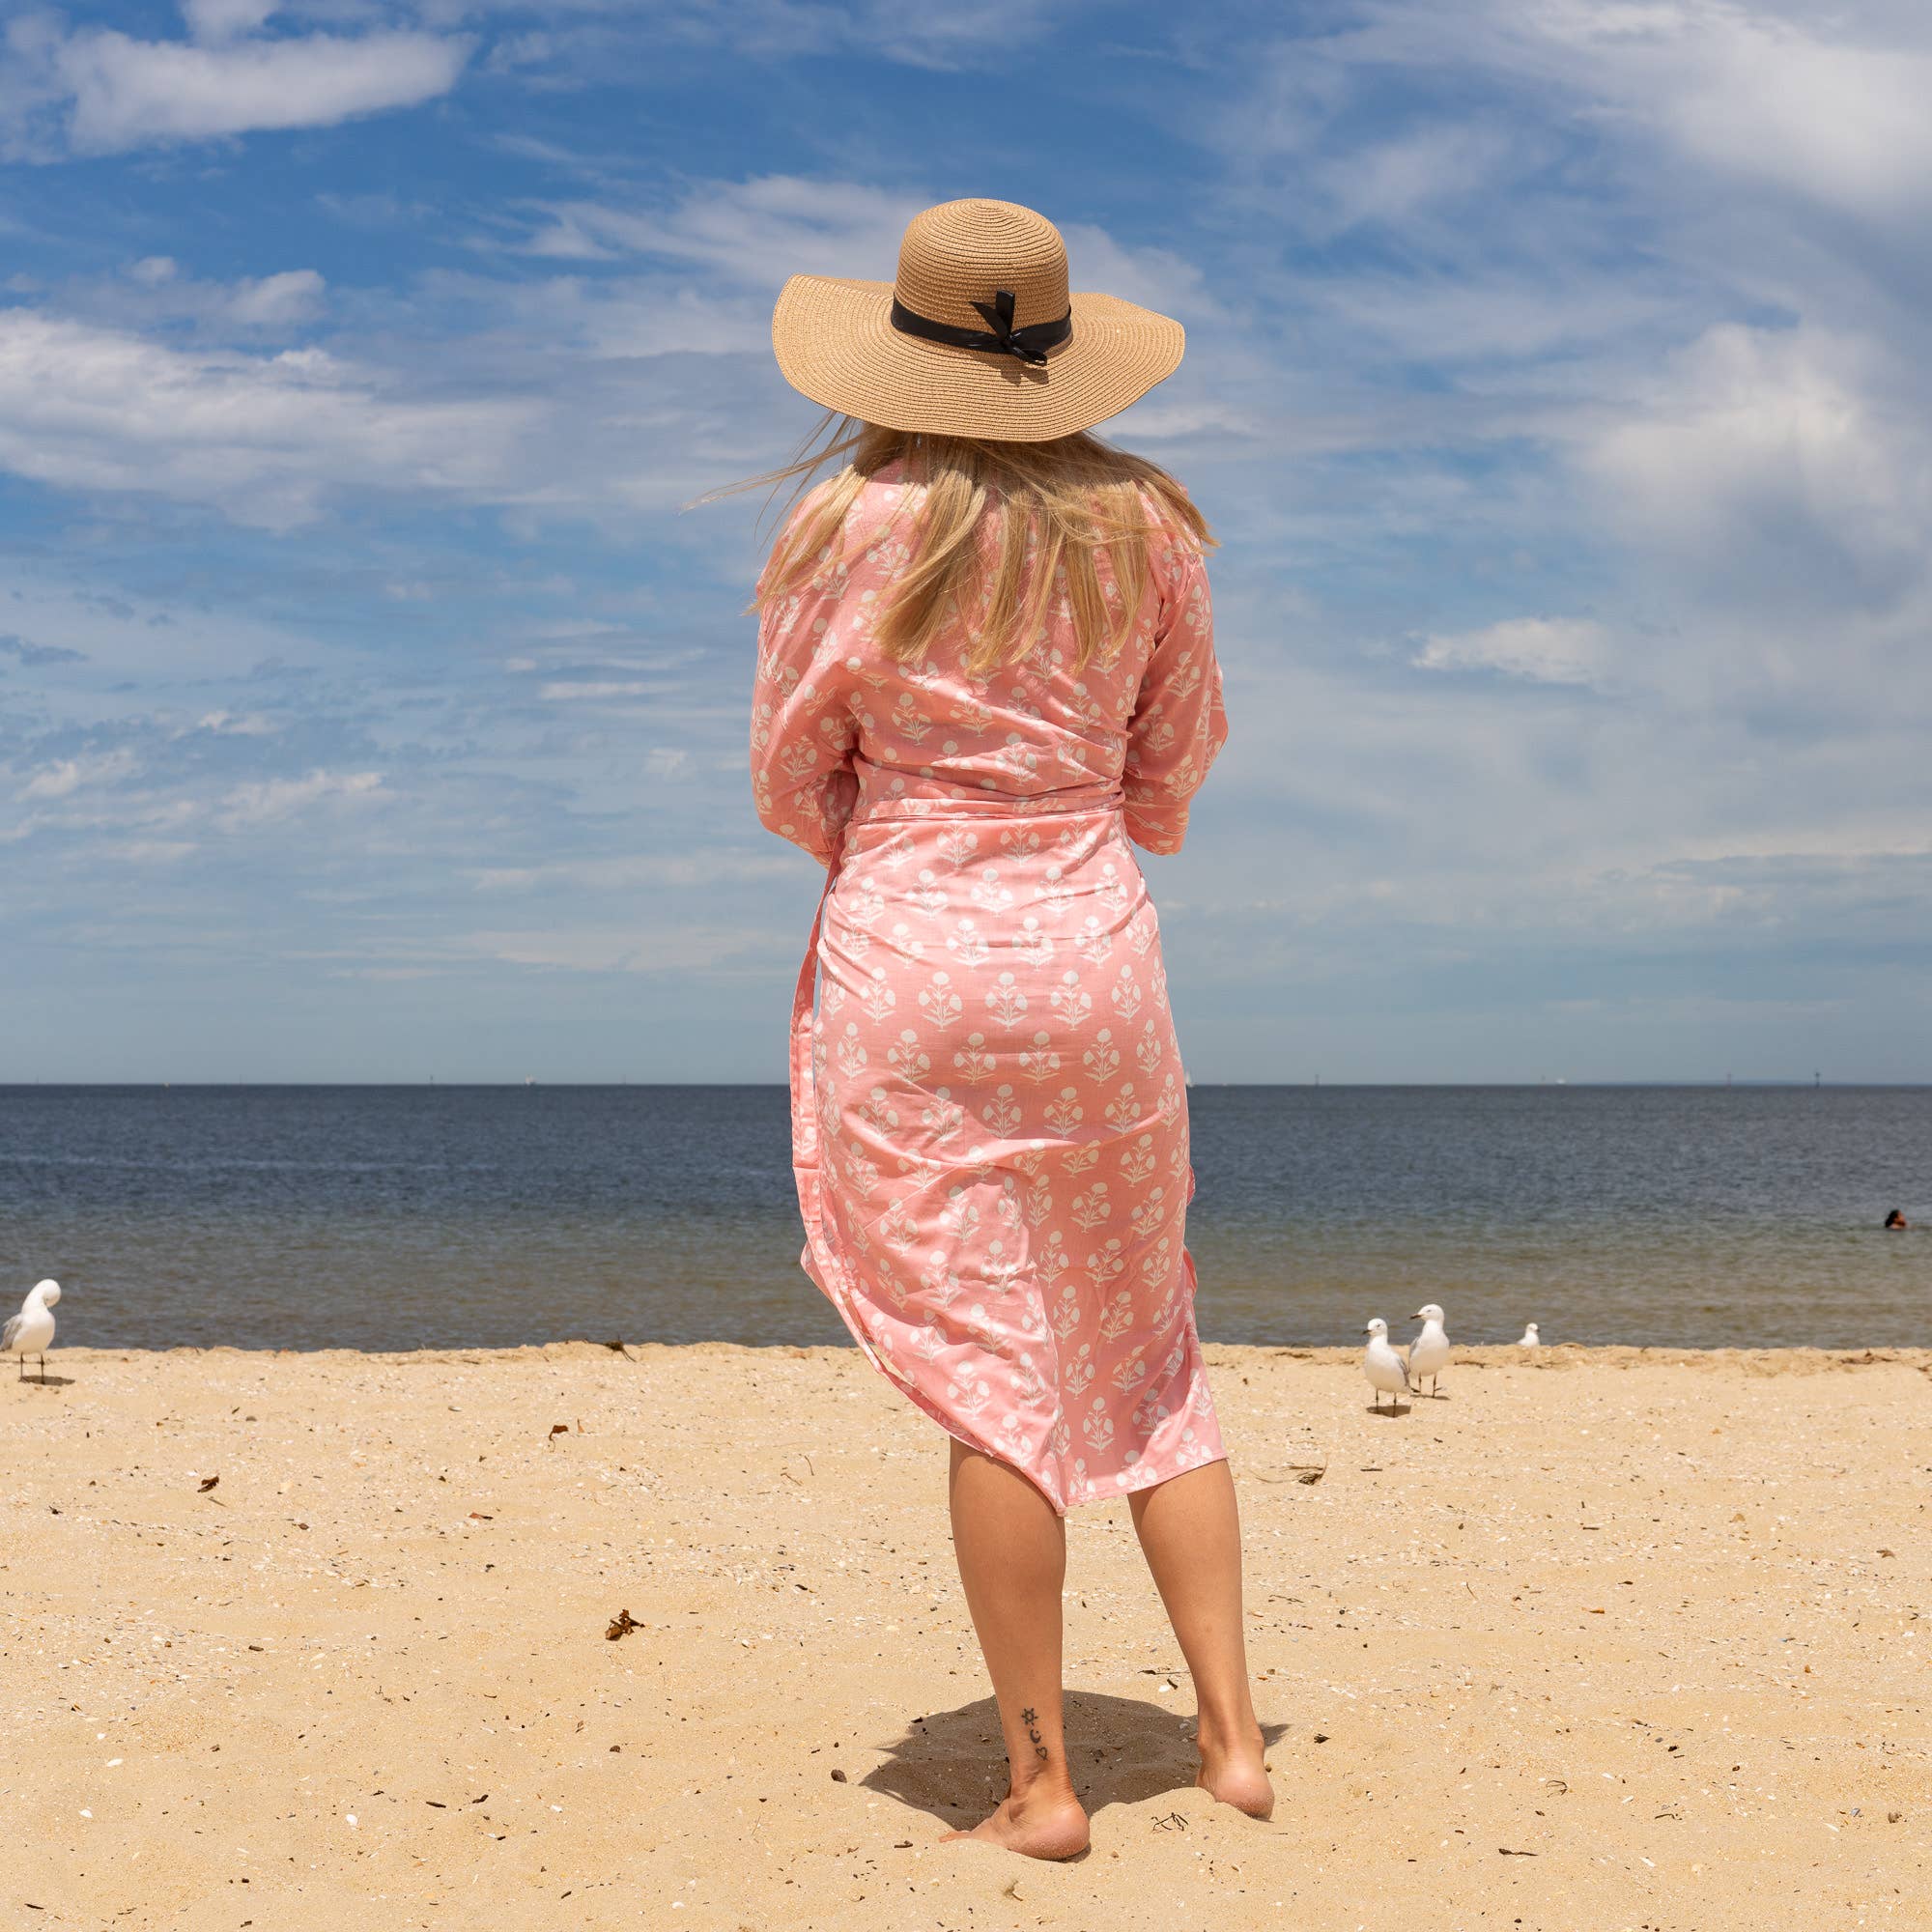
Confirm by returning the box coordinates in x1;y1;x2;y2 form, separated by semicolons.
1885;1208;1908;1230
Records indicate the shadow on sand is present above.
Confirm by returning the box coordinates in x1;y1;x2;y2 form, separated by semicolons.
1370;1390;1453;1415
14;1372;74;1388
864;1691;1292;1828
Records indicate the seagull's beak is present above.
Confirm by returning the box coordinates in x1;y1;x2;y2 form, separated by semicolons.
1362;1324;1373;1335
1410;1311;1425;1321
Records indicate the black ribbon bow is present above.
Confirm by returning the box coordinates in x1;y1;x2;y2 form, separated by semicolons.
889;286;1072;365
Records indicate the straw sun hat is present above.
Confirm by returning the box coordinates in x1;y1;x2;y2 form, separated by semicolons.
772;198;1184;442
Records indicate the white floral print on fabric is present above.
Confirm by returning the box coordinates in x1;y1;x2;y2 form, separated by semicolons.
752;461;1229;1514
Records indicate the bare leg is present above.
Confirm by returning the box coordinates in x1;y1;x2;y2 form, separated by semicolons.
1128;1459;1273;1819
940;1440;1089;1860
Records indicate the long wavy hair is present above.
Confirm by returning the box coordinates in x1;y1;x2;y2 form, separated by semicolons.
744;414;1213;676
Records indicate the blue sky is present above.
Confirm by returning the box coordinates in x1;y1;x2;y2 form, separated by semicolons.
2;0;1927;1082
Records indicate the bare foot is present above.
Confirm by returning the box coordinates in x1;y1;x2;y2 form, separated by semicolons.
1197;1728;1275;1820
942;1782;1090;1860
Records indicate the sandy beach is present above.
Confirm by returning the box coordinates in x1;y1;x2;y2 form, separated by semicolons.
6;1341;1929;1929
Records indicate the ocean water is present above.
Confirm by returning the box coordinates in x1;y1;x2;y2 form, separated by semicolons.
0;1084;1925;1352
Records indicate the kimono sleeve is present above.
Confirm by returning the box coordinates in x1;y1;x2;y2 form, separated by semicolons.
1122;541;1228;856
750;577;861;867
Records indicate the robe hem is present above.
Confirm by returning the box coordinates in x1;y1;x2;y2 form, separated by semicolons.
805;1244;1069;1515
800;1229;1228;1519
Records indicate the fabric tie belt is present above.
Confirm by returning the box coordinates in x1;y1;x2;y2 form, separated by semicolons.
845;781;1126;828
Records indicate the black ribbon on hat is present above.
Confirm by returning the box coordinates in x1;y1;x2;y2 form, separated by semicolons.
889;287;1071;365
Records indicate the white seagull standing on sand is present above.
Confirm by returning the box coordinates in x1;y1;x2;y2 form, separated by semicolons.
1362;1318;1410;1412
1408;1303;1451;1397
1518;1322;1542;1347
4;1279;60;1381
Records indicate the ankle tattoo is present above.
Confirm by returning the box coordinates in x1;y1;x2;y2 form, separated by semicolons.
1020;1705;1048;1762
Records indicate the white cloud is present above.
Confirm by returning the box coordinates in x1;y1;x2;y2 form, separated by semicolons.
1413;616;1610;686
1110;399;1266;443
69;260;330;338
1308;268;1675;365
50;24;469;154
1194;635;1932;985
1580;321;1932;611
1315;120;1519;233
182;0;278;43
226;269;326;327
1057;226;1214;320
17;747;139;800
1302;2;1932;229
412;268;767;360
521;178;923;284
0;310;533;526
217;769;384;829
1523;0;1932;220
107;837;198;866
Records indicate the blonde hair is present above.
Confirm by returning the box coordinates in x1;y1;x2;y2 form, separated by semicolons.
747;414;1212;675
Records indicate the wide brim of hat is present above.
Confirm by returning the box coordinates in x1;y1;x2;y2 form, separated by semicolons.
773;274;1184;443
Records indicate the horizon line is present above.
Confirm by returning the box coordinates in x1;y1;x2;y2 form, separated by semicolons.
3;1079;1926;1092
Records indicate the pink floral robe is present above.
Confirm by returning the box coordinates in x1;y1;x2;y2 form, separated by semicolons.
750;463;1229;1512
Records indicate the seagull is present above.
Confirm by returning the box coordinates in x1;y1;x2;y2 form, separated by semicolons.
1408;1303;1451;1397
4;1279;60;1382
1362;1317;1410;1413
1517;1322;1542;1348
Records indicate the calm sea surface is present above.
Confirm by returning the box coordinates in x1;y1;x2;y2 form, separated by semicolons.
0;1085;1925;1351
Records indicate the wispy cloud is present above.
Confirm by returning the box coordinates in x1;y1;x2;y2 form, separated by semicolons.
1505;0;1932;222
1413;618;1610;688
0;310;533;526
61;257;330;337
513;177;926;280
216;768;384;829
1581;321;1932;617
3;14;469;157
17;747;139;800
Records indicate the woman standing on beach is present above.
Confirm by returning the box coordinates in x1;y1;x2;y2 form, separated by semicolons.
749;199;1269;1860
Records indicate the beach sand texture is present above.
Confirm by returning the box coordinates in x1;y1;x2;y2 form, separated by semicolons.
6;1343;1929;1929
